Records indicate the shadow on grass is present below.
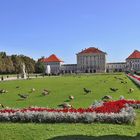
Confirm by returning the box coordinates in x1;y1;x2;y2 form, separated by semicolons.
16;99;25;101
48;134;140;140
37;94;50;97
37;94;44;97
64;99;71;102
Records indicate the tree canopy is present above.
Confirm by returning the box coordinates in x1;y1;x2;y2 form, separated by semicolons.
0;52;45;74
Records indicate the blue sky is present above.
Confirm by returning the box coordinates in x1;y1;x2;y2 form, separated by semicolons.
0;0;140;63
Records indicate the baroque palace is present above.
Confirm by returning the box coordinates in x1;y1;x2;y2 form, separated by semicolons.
41;47;140;74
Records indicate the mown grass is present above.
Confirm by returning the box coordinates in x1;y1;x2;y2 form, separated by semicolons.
0;73;140;108
0;114;140;140
0;73;140;140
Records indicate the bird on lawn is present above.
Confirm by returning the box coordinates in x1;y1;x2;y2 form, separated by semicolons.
83;88;92;94
30;88;36;92
58;103;72;109
129;88;134;93
0;89;8;94
0;104;4;108
102;95;112;100
18;94;29;99
110;88;118;92
42;89;50;96
69;95;74;100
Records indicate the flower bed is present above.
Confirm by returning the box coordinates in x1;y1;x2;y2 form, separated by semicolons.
122;99;140;109
0;100;128;114
0;100;138;124
127;74;140;86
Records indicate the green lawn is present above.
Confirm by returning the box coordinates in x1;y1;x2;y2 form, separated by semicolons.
0;73;140;140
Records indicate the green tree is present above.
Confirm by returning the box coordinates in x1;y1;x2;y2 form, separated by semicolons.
11;55;22;74
0;52;14;73
0;52;38;74
20;55;36;73
5;56;15;73
35;59;45;73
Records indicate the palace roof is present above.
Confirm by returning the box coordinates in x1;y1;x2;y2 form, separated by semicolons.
77;47;106;54
127;50;140;59
41;54;63;63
